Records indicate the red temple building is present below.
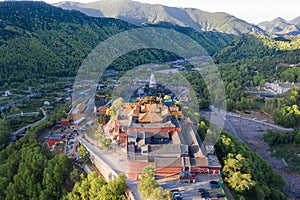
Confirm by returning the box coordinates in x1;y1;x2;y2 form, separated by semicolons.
113;100;221;180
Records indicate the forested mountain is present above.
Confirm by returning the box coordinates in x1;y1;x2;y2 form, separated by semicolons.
0;1;134;85
206;34;300;111
55;0;266;35
258;17;300;36
214;34;300;64
0;1;235;86
214;34;300;87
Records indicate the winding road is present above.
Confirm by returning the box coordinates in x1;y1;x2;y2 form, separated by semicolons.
0;93;39;112
12;107;47;136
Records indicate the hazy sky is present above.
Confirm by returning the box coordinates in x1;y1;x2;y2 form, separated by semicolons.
134;0;300;24
9;0;300;24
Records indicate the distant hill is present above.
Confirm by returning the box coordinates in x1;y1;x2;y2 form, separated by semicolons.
214;34;300;64
258;17;300;36
290;16;300;27
55;0;265;35
0;1;235;84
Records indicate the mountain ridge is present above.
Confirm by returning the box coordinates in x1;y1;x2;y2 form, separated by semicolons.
290;16;300;27
258;17;300;36
54;0;266;35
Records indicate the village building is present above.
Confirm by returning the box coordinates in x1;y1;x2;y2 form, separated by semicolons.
60;118;70;127
264;81;292;94
68;103;87;121
47;132;66;147
95;106;109;116
2;90;11;97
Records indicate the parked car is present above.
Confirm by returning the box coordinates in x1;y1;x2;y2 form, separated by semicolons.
172;191;180;196
211;183;219;188
216;193;225;198
174;196;182;200
173;194;182;199
172;191;182;200
201;192;210;198
210;181;220;188
198;188;208;193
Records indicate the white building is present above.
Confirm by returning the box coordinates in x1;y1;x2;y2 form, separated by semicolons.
2;90;11;97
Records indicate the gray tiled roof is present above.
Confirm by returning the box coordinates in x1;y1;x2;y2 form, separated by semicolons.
208;154;222;167
129;121;176;129
154;157;184;168
149;144;187;155
190;157;209;167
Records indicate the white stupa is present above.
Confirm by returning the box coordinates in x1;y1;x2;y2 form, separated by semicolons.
149;72;157;88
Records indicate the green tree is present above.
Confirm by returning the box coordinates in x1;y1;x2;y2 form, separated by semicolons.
0;120;10;150
138;165;170;200
99;174;127;199
223;154;255;192
295;131;300;144
98;115;107;124
106;97;125;121
66;172;126;200
41;154;71;199
94;129;112;150
77;145;88;162
70;167;81;183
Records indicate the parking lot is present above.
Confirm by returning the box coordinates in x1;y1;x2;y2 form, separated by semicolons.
66;131;79;158
160;174;226;200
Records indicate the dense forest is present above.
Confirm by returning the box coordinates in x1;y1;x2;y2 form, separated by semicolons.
0;106;71;199
0;1;134;85
215;131;286;199
214;34;300;63
273;88;300;128
0;104;130;200
177;34;300;112
2;2;299;114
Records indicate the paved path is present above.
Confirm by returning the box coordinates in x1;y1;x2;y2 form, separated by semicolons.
6;111;40;119
226;112;292;131
78;136;127;173
0;93;38;112
78;136;141;199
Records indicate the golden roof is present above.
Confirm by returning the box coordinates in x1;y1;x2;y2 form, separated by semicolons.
138;111;163;123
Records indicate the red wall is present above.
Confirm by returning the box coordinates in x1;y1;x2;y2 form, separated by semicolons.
47;138;66;147
48;139;60;147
